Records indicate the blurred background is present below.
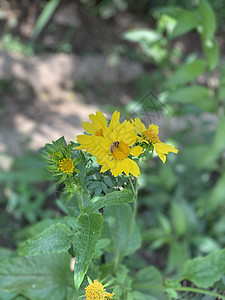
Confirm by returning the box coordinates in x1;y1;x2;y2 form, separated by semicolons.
0;0;225;278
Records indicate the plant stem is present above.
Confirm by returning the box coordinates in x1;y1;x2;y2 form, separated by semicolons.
76;191;83;212
175;287;225;299
128;176;136;195
113;176;138;272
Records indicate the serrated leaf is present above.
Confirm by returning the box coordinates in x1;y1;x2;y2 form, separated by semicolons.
84;189;134;213
21;219;66;239
164;60;206;88
182;249;225;288
133;266;166;300
18;223;74;256
0;253;73;300
73;213;103;290
102;204;141;258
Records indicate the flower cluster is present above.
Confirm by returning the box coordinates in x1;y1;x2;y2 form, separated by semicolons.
85;280;113;300
43;137;80;181
76;111;178;177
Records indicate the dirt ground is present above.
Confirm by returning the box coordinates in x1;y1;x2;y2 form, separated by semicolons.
0;1;147;169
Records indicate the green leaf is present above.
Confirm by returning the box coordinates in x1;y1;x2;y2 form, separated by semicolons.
166;85;216;112
164;60;206;88
84;189;134;213
167;241;189;276
219;64;225;101
199;0;218;69
182;249;225;288
170;10;199;38
103;175;114;188
18;223;74;256
170;201;188;236
0;248;16;262
102;204;141;258
0;253;73;300
197;172;225;213
93;238;111;259
199;0;216;41
199;116;225;168
32;0;61;40
73;213;103;290
122;29;161;44
0;291;18;300
21;218;66;239
133;266;166;300
202;38;219;70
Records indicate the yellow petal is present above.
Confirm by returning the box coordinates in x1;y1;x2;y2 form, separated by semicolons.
128;158;140;177
103;127;116;144
154;142;178;163
82;122;97;135
148;124;159;135
121;121;137;146
130;146;143;157
132;118;146;135
96;111;107;128
109;111;120;131
76;134;93;144
89;111;106;129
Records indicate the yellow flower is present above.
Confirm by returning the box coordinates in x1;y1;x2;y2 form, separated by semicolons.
132;118;178;163
58;158;74;174
76;111;120;150
77;116;143;177
85;280;113;300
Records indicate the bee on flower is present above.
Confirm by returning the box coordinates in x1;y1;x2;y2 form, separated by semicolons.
76;111;143;178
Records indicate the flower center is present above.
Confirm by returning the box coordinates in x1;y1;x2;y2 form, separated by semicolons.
58;158;74;174
85;280;105;300
111;141;130;160
95;129;104;136
143;129;160;144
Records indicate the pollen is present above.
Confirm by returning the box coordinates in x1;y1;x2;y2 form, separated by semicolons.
143;129;160;144
85;280;113;300
58;158;74;174
111;141;130;160
95;129;104;136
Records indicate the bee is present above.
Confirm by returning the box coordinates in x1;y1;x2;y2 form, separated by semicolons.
110;141;119;153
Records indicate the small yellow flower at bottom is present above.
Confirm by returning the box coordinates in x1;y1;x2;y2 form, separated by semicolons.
58;158;74;174
85;280;113;300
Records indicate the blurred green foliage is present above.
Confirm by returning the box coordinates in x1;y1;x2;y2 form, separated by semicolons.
0;0;225;299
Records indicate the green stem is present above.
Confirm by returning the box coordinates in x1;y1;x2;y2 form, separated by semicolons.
113;176;138;272
175;287;225;299
76;191;83;212
132;284;225;300
128;176;136;195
